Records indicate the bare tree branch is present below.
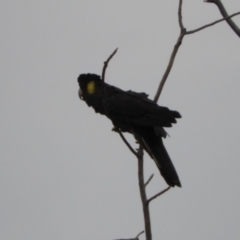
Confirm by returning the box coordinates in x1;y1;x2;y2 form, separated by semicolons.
102;2;240;240
101;48;118;82
154;1;240;103
178;0;185;30
101;49;149;240
146;187;171;205
115;239;137;240
137;147;152;240
115;238;140;240
204;0;240;37
107;3;240;240
117;130;138;157
114;229;144;240
144;174;154;188
135;230;145;239
186;11;240;35
154;32;185;103
116;135;153;240
154;0;185;103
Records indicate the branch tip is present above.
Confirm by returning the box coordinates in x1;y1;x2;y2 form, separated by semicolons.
178;0;185;30
146;186;171;205
144;174;154;188
101;48;118;82
135;230;144;239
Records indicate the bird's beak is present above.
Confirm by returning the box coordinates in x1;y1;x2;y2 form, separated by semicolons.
78;88;83;100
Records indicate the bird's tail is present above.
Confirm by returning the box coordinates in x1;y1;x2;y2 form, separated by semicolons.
138;129;181;187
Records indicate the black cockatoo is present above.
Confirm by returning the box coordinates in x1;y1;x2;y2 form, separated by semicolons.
78;73;181;187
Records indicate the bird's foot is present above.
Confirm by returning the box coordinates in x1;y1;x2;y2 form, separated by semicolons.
112;127;120;133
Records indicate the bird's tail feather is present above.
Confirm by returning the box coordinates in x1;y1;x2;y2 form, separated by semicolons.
141;136;181;187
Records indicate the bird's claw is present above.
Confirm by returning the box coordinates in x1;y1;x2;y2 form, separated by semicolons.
112;127;120;133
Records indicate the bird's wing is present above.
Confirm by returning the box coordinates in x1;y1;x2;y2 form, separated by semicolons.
105;86;181;128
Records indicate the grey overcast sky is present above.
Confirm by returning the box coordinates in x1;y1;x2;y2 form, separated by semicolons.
1;1;240;240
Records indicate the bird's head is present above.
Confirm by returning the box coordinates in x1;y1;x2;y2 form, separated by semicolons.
78;73;103;101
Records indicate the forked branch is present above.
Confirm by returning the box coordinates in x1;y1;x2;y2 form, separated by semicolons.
204;0;240;37
154;0;240;103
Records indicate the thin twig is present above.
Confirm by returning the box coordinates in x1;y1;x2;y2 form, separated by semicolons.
204;0;240;37
115;239;136;240
186;11;240;35
146;186;171;205
178;0;185;30
154;0;185;103
135;230;145;239
154;32;185;103
144;174;154;188
101;48;118;82
118;131;138;157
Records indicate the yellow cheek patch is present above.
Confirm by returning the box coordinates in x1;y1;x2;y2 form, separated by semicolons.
87;81;95;94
